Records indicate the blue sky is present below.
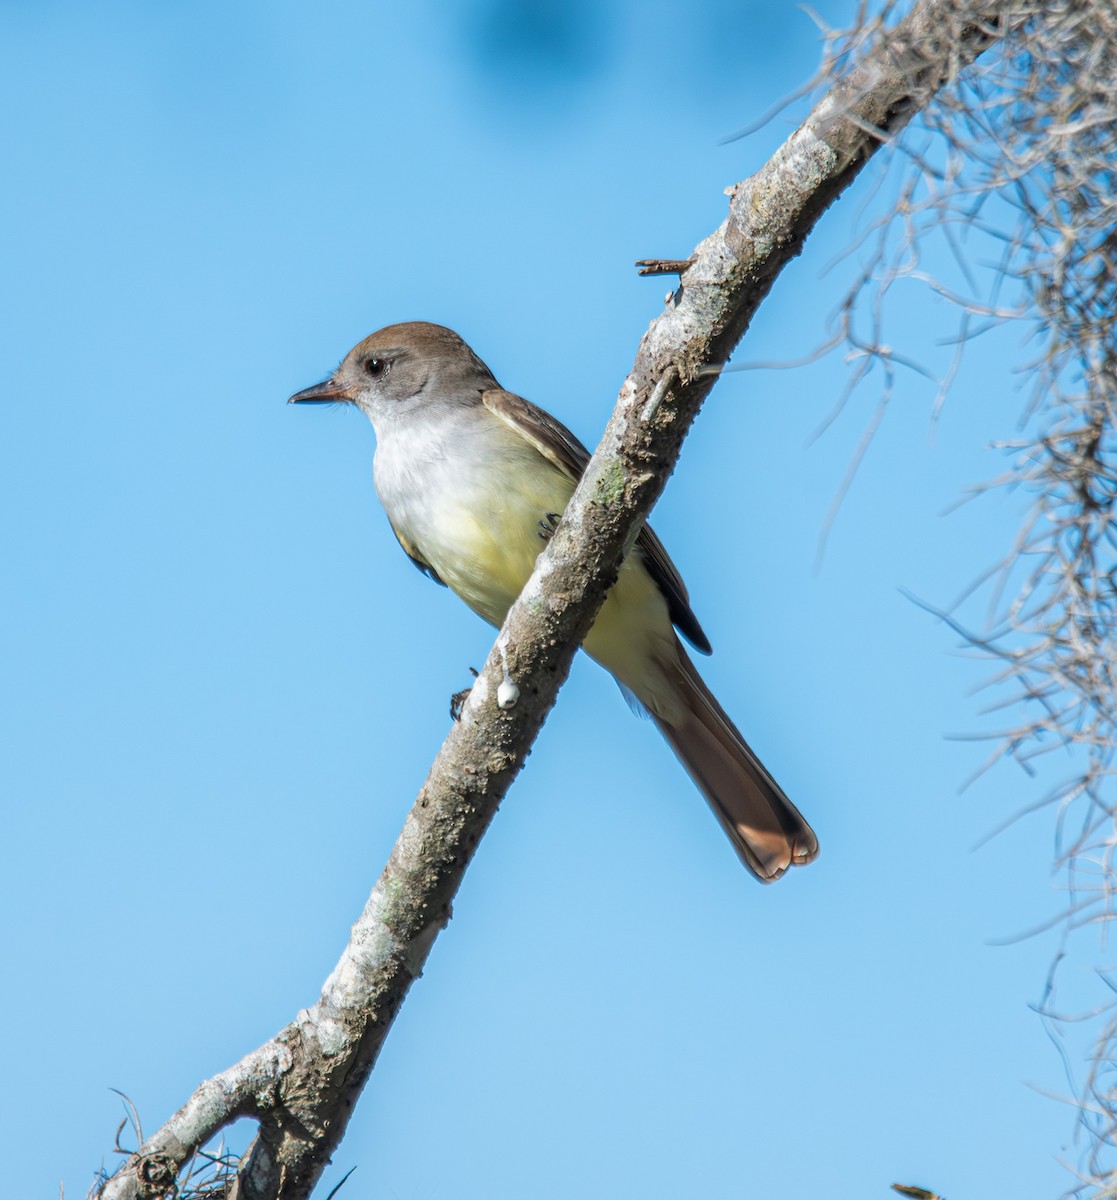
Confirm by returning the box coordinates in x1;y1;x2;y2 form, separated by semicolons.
1;2;1081;1197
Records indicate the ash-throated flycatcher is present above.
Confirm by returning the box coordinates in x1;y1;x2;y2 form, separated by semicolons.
290;321;817;881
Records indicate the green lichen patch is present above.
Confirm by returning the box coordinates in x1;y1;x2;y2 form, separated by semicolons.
593;460;626;507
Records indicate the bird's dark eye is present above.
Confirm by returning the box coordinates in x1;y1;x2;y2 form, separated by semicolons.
365;357;386;378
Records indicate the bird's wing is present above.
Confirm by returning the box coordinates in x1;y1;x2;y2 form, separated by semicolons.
481;388;711;654
636;523;711;654
388;519;447;587
481;387;591;480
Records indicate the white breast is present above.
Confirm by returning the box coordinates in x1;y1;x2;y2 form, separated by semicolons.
371;404;574;627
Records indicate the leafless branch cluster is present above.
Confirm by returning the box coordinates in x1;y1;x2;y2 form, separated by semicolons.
809;1;1117;1186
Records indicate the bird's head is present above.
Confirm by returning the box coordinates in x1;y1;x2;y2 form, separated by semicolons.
288;321;497;428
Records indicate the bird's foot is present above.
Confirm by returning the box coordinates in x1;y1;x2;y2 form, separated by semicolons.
449;668;480;721
537;512;561;542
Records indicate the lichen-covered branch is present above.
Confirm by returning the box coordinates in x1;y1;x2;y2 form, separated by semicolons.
92;4;1018;1197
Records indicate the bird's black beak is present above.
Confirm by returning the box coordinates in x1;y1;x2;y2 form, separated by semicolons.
288;377;353;404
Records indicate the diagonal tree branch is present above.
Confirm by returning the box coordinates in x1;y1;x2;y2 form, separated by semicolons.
93;3;1022;1197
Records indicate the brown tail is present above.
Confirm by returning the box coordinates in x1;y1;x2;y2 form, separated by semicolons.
652;643;818;882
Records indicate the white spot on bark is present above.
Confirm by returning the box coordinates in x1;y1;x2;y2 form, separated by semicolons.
497;642;519;709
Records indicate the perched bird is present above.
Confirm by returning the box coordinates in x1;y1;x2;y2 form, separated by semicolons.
290;321;817;882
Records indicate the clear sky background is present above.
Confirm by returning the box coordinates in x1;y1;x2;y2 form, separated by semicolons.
1;2;1087;1197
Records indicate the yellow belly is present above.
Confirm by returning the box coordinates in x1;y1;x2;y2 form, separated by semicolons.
429;465;573;628
423;464;679;717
